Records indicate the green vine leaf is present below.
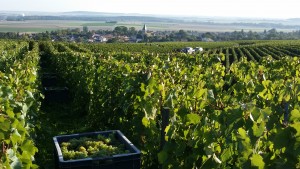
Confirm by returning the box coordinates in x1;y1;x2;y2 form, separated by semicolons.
186;114;200;125
252;122;265;137
290;109;300;122
11;129;22;145
158;151;168;164
250;154;265;169
142;117;150;128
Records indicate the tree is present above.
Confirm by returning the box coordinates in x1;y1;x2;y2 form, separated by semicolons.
177;29;187;40
77;36;84;43
267;28;278;40
113;26;128;35
202;32;215;40
128;27;137;36
137;31;143;39
83;26;88;33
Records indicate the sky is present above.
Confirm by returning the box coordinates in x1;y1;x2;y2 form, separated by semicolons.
0;0;299;19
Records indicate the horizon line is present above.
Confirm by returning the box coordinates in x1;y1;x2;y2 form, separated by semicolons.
0;10;297;20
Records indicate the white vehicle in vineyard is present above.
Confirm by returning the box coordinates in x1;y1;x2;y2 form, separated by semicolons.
181;47;195;54
195;47;204;52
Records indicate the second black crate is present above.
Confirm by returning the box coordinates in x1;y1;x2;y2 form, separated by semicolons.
43;87;69;103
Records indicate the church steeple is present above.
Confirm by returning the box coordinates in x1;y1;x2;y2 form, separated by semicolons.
142;24;147;34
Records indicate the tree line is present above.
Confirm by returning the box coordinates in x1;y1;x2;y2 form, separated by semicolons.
1;26;300;42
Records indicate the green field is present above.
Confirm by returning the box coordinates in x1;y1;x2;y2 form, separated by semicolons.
81;22;116;26
0;20;293;33
0;27;59;33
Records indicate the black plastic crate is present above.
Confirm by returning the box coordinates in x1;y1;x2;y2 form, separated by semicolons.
43;87;69;103
42;73;58;87
53;130;141;169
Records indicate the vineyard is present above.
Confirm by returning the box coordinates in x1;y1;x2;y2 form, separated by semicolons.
1;40;300;168
0;41;40;168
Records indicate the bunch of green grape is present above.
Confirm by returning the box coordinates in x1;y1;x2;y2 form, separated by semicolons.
60;133;130;160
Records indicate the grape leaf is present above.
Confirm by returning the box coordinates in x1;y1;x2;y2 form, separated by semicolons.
11;129;21;145
221;147;233;162
21;140;38;155
142;117;150;128
186;114;200;125
158;151;168;164
0;120;10;132
250;154;265;169
6;109;14;118
252;122;265;137
290;109;300;122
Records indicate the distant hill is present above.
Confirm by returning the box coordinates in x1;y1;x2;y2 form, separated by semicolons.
288;18;300;21
62;11;120;16
0;11;179;23
1;10;300;31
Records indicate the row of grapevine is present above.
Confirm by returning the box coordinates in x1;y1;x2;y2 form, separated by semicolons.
159;55;300;168
241;47;256;62
40;42;156;166
0;41;29;72
77;41;238;54
43;41;300;168
0;41;41;169
247;47;262;61
209;42;300;70
56;40;300;65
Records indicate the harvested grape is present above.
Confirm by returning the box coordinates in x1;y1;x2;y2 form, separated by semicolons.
60;133;129;160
